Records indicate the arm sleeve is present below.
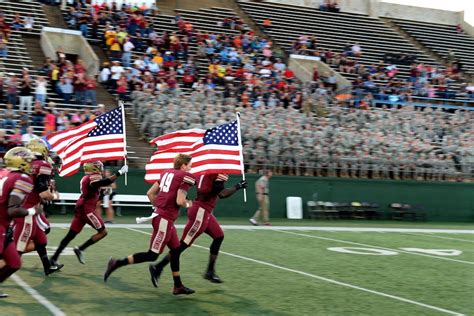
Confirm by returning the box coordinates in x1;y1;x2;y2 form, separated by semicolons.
90;178;114;189
212;181;225;195
35;174;50;193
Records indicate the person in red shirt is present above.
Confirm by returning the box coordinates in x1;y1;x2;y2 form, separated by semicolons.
149;174;247;285
0;147;36;298
13;140;63;276
104;154;196;295
49;161;128;268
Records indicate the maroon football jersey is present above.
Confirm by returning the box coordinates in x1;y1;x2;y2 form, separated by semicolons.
194;174;229;211
153;169;195;221
0;169;34;230
75;173;102;212
22;159;53;209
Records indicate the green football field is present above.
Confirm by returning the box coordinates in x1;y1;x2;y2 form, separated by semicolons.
1;217;473;316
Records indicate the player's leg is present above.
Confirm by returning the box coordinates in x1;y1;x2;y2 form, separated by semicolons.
203;215;224;283
74;212;108;264
149;208;207;287
34;229;63;275
168;225;194;295
50;215;83;265
104;216;167;282
0;240;22;284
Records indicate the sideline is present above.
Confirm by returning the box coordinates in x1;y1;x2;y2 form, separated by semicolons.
49;223;474;234
11;275;65;316
126;227;465;316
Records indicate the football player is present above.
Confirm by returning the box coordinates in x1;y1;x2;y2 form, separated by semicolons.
104;154;196;295
49;161;128;268
13;140;63;276
149;173;247;286
0;147;36;298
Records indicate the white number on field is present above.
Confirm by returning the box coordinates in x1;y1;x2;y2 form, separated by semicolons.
327;247;462;256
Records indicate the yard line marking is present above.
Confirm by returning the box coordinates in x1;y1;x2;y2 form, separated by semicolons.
401;232;474;243
275;230;474;265
51;223;474;234
126;227;464;316
11;275;65;316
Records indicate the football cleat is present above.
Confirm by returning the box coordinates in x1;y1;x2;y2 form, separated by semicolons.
45;263;64;276
173;285;195;295
104;257;118;282
203;271;223;283
73;247;85;264
0;292;8;298
249;218;258;226
149;264;163;288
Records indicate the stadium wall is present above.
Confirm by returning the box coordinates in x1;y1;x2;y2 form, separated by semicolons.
54;170;474;222
263;0;467;26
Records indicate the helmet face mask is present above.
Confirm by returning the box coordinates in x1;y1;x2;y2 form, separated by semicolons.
83;161;104;174
26;139;49;160
4;147;35;174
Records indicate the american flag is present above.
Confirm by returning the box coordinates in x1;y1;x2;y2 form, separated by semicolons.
145;120;243;183
45;107;126;177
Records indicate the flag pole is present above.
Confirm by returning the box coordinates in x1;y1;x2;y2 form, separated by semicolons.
120;100;128;186
236;112;247;202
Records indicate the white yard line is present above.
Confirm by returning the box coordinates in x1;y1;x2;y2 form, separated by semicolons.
400;232;474;243
126;227;465;316
50;223;474;234
275;230;474;265
11;275;65;316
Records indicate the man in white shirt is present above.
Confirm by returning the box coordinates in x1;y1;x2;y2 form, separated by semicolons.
21;126;39;145
121;37;135;68
110;61;124;89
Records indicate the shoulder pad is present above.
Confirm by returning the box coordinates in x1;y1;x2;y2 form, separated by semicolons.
183;173;196;186
216;174;229;182
89;174;102;182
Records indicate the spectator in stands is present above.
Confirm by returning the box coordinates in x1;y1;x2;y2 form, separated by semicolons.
351;42;362;57
19;75;33;113
99;62;112;88
0;129;8;156
43;108;57;136
12;13;23;30
121;36;135;67
110;60;124;89
74;72;87;104
21;126;38;144
1;103;16;130
24;14;35;32
34;76;48;106
6;74;18;105
31;101;45;127
58;76;74;103
85;75;97;106
262;18;272;29
0;36;7;58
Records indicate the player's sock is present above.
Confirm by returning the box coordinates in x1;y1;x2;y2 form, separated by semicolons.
116;258;129;268
207;254;217;272
172;275;183;288
207;236;224;272
132;250;158;264
154;254;170;269
51;230;77;262
78;238;95;251
36;244;50;272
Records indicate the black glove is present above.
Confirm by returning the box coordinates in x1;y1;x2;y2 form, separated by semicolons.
234;180;248;190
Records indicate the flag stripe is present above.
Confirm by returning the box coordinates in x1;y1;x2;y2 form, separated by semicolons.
145;123;243;183
46;108;126;177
